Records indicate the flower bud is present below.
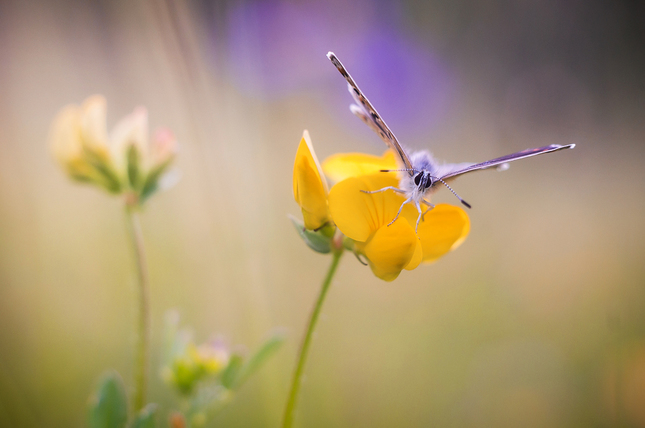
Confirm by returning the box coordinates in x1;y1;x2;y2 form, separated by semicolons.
49;95;121;193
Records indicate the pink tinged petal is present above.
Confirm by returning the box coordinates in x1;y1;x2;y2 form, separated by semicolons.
150;128;178;167
110;107;149;168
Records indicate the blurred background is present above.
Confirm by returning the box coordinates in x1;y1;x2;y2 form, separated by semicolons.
1;0;644;426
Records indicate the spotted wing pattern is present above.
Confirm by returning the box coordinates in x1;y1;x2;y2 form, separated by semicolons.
327;52;414;175
439;144;576;181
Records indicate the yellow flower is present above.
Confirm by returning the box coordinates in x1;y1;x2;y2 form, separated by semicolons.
188;341;230;375
49;95;177;202
325;154;470;281
164;340;229;395
293;130;332;231
291;132;469;279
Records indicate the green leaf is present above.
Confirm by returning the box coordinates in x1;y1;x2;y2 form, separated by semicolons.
289;215;332;254
219;354;244;390
235;333;285;389
88;371;128;428
131;404;158;428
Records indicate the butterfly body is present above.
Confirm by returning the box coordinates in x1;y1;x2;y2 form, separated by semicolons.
327;51;574;231
365;149;471;231
401;152;438;196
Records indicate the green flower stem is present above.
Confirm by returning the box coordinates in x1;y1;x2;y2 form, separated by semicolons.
283;248;344;428
125;201;150;412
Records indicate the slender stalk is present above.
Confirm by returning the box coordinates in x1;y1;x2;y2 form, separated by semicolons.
125;201;150;412
282;248;344;428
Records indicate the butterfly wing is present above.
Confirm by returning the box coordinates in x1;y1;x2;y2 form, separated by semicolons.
439;144;576;181
434;162;475;180
327;52;414;175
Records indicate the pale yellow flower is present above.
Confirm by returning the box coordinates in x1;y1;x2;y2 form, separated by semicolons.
49;95;177;202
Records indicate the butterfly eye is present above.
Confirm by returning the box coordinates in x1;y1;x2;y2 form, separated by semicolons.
424;176;434;189
414;173;422;186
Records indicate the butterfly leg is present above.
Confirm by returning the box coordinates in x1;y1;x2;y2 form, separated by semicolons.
414;200;424;234
421;199;435;222
360;186;405;194
387;197;413;227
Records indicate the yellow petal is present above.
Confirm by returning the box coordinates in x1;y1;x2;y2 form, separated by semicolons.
49;104;106;182
415;204;470;262
328;173;417;242
322;150;398;183
357;219;418;282
79;95;109;157
293;130;330;230
404;239;423;271
49;104;83;165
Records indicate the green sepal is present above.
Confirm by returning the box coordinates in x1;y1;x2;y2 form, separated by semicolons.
139;159;172;204
289;215;332;254
127;145;142;190
87;371;128;428
83;148;123;194
130;403;158;428
342;236;356;252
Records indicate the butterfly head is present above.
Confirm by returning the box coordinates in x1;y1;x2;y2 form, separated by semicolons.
411;170;472;209
413;171;434;190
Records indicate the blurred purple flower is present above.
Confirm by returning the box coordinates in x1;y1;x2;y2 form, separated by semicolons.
224;0;456;137
344;30;456;141
225;0;341;97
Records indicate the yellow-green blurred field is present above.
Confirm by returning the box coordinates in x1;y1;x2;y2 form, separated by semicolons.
1;0;644;426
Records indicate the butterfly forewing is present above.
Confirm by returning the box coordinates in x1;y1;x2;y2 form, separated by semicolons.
439;144;576;181
348;103;389;142
327;52;414;174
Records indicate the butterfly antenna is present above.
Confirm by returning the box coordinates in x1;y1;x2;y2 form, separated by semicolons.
436;178;472;209
380;168;417;173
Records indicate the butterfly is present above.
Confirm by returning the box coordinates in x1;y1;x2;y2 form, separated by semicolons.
327;52;575;232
